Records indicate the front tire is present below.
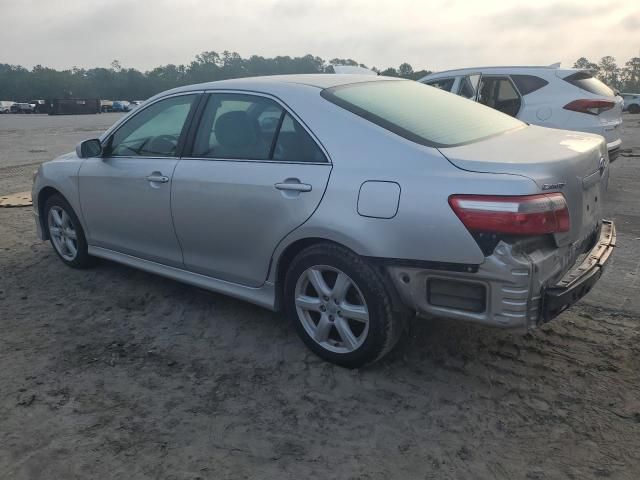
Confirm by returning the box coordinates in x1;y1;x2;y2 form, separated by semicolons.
44;194;93;268
629;104;640;114
284;243;404;368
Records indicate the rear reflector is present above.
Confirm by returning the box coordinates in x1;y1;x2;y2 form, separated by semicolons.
563;99;615;115
449;193;570;235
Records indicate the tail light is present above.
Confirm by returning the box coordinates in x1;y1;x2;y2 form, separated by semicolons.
449;193;570;235
563;99;615;116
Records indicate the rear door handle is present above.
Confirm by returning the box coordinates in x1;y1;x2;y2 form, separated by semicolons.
274;182;312;192
146;174;169;183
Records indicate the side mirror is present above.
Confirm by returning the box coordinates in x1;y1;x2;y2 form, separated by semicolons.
76;138;102;158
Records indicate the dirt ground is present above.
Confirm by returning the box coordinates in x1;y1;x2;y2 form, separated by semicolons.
1;112;639;480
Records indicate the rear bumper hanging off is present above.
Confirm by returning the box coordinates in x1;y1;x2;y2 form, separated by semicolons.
541;220;616;321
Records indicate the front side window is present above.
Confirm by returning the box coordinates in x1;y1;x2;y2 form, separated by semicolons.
477;76;522;117
321;80;524;147
191;93;327;162
107;94;196;157
423;77;455;92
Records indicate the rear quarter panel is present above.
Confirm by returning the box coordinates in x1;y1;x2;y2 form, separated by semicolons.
267;91;541;281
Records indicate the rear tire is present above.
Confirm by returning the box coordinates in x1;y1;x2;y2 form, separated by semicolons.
284;243;404;368
629;104;640;114
44;194;93;269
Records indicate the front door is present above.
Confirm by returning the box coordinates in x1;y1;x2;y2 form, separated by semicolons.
172;92;332;287
79;93;199;267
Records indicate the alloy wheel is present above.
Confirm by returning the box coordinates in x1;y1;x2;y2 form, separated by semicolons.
294;265;370;354
48;206;78;261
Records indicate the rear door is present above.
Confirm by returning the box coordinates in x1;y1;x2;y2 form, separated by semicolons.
172;92;331;287
477;76;522;117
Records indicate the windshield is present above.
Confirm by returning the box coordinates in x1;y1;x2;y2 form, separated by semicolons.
321;80;525;147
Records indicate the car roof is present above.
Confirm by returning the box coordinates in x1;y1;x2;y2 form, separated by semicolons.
159;74;402;97
421;65;581;81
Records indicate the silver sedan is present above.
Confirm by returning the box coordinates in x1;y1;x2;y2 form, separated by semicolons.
32;74;615;367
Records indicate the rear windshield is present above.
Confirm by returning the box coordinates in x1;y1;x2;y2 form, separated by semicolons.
321;80;525;147
563;72;614;97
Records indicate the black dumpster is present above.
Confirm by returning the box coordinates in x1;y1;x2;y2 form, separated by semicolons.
47;99;101;115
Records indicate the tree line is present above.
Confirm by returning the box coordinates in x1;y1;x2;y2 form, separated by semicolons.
0;52;429;102
1;51;638;102
573;56;640;92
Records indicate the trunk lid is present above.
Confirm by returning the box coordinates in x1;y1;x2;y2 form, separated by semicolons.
439;125;607;247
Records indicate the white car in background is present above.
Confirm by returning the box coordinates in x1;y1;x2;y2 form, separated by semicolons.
420;66;623;161
0;100;15;113
621;93;640;114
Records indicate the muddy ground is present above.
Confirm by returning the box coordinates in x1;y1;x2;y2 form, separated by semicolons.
1;113;639;480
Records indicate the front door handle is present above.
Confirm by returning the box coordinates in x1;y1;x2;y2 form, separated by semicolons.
274;182;312;192
146;174;169;183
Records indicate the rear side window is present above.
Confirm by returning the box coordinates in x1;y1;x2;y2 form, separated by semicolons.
511;74;549;95
191;93;326;162
192;94;281;160
273;114;327;163
321;80;525;147
423;78;455;92
563;72;614;97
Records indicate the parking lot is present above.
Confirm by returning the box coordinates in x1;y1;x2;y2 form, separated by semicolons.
1;113;639;479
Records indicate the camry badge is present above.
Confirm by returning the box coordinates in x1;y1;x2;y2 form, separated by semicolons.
542;182;566;190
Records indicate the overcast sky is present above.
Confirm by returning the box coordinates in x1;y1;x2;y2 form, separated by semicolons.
1;0;639;72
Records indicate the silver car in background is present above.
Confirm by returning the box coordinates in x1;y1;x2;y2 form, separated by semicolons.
32;75;615;367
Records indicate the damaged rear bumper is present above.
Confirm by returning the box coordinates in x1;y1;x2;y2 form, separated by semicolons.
542;220;615;321
387;220;615;330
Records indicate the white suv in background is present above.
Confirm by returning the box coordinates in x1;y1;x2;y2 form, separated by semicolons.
420;66;623;160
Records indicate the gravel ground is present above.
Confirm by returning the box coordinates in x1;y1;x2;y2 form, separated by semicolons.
1;113;639;480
